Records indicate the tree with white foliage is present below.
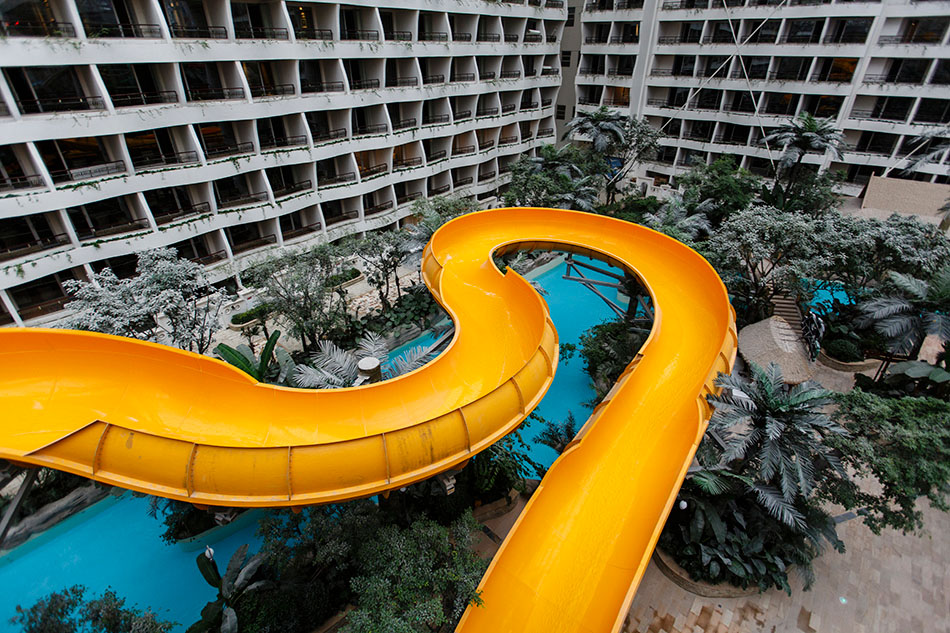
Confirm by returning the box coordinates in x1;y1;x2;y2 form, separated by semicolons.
62;248;227;354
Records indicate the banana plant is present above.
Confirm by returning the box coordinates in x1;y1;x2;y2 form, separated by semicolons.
214;330;295;384
191;544;270;633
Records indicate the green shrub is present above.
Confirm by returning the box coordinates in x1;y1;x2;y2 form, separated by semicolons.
13;586;174;633
823;338;864;362
230;302;272;326
578;319;648;400
327;267;362;288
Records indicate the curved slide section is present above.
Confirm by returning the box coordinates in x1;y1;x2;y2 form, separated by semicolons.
0;208;736;633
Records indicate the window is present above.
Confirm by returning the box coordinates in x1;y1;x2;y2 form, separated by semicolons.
561;51;571;68
566;6;574;27
556;104;566;120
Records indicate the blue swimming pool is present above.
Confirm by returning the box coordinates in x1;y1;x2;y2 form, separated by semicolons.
0;256;621;631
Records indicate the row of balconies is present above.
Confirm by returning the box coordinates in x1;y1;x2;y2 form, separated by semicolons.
0;54;560;119
0;0;565;44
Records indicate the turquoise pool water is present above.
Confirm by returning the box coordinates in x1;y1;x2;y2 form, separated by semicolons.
0;256;620;631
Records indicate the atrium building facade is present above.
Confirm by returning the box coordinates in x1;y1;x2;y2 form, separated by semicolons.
576;0;950;192
0;0;565;326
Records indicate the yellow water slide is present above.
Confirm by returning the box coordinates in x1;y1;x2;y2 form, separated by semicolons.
0;208;736;633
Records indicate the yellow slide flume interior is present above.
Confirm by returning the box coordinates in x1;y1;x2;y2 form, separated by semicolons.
0;208;736;633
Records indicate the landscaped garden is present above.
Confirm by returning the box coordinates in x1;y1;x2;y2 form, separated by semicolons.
4;110;950;633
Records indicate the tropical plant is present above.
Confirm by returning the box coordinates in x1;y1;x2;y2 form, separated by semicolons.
214;330;296;384
703;205;821;325
503;144;607;209
343;513;487;633
292;332;436;388
675;156;760;227
578;319;650;400
857;265;950;357
895;125;950;174
406;195;478;254
347;231;412;311
563;107;661;203
532;411;578;455
242;244;349;352
822;389;950;534
642;195;712;242
705;363;848;529
62;248;227;354
763;112;843;195
13;585;174;633
189;544;271;633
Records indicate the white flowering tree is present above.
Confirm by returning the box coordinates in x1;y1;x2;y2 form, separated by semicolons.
62;248;227;354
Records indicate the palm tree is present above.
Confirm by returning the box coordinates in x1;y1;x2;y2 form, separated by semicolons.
534;412;578;455
858;265;950;358
551;176;600;212
642;196;712;242
763;112;843;193
889;125;950;176
701;363;847;529
562;106;628;154
293;332;439;388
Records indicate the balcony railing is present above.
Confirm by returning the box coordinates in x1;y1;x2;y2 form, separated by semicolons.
547;0;565;6
393;117;418;131
538;128;555;137
585;36;609;44
453;110;472;120
1;20;75;37
49;160;126;183
342;29;378;40
192;250;227;265
541;68;560;76
428;149;447;161
250;83;295;98
397;191;422;205
478;171;496;181
430;184;450;195
0;173;44;191
153;202;211;225
235;25;289;39
186;87;244;101
312;128;347;143
454;176;473;187
609;35;639;44
542;98;553;107
110;90;178;107
607;68;634;77
260;135;308;150
302;80;345;93
131;149;199;169
419;31;448;41
476;107;499;117
500;135;519;145
452;73;476;82
809;73;854;83
477;33;501;42
386;30;411;40
480;71;496;80
17;296;71;321
394;156;423;169
521;101;539;109
823;33;868;45
204;141;254;158
360;163;387;177
388;77;419;87
850;109;906;122
273;179;313;197
502;103;517;113
350;78;380;90
0;233;71;263
524;33;543;43
365;200;394;215
479;139;495;150
863;74;925;84
84;22;161;38
325;210;359;225
217;191;269;209
453;32;472;42
295;27;332;39
283;222;322;240
453;145;476;155
78;217;150;239
423;113;450;124
423;74;445;84
320;172;356;185
504;33;519;43
17;95;105;114
353;123;388;136
500;70;522;79
231;234;277;254
170;24;227;38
